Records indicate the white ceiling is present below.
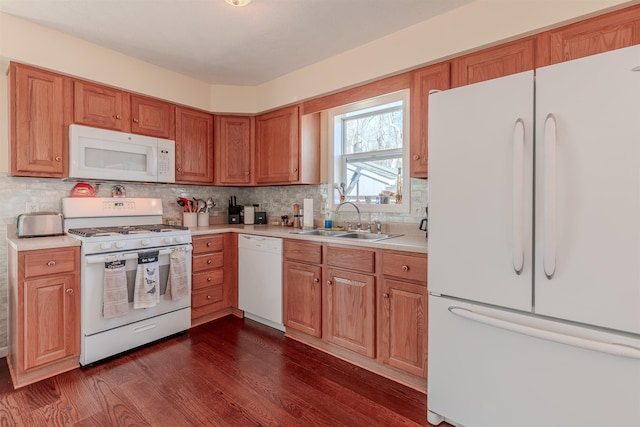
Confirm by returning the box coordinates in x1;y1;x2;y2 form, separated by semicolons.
0;0;472;86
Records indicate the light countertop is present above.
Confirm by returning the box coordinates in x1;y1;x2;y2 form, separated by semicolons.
6;229;81;251
189;224;428;254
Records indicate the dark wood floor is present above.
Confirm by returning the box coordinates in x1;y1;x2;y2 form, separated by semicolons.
0;316;435;426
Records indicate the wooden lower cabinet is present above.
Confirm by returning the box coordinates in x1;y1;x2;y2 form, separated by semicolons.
191;233;238;326
325;267;375;358
283;240;322;337
7;246;80;388
283;240;427;392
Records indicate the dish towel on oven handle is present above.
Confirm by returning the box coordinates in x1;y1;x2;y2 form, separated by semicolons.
103;256;129;318
133;250;160;309
165;247;189;300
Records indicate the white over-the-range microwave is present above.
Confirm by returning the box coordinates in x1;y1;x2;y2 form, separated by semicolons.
69;124;176;183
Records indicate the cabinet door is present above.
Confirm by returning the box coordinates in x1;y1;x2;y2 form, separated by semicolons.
24;274;78;370
255;105;299;184
175;107;214;184
74;80;130;131
324;267;375;358
451;38;536;87
379;278;427;378
215;115;253;185
284;261;322;337
131;95;175;139
548;4;640;65
410;62;450;178
10;63;66;177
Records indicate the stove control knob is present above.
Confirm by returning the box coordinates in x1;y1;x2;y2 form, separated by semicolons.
100;242;112;250
115;241;125;249
162;237;173;244
140;239;150;246
175;236;183;243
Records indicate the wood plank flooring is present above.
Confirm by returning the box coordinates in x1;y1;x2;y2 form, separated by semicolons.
0;316;438;426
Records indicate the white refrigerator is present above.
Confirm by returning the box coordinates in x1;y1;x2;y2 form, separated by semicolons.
427;44;640;427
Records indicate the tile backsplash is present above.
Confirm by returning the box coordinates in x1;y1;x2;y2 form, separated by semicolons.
0;173;427;352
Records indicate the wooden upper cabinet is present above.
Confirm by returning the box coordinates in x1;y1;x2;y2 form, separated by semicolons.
255;105;300;184
547;4;640;65
73;80;130;132
175;107;214;184
451;38;536;87
410;62;450;178
215;115;254;185
9;62;66;177
131;95;175;139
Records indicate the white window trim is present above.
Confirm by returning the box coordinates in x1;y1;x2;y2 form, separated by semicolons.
327;89;410;214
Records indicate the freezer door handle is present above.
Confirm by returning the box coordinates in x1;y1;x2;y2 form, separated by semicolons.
512;118;525;275
543;113;557;280
448;306;640;359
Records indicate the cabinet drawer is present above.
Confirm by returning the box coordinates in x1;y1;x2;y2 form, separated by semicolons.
382;251;427;283
192;286;224;309
192;235;224;254
192;269;224;291
23;248;78;278
326;245;375;273
284;239;322;264
192;252;224;272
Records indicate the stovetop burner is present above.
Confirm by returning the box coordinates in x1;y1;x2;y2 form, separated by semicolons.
68;224;188;237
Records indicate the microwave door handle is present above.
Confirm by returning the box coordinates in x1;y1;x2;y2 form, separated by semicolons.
148;146;158;177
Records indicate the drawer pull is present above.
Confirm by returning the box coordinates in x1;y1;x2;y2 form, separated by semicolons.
402;265;409;272
207;259;212;264
326;280;332;286
383;293;389;299
206;242;212;247
47;260;56;267
207;276;213;282
207;295;212;300
55;156;61;162
66;288;74;295
413;154;420;160
313;278;319;283
115;114;122;120
133;118;139;123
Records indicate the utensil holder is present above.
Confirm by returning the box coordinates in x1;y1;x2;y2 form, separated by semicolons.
183;212;197;227
197;212;209;227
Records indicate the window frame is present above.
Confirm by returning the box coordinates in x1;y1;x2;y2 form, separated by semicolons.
327;89;410;213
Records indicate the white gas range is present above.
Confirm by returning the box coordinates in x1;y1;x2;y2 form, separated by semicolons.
62;197;193;365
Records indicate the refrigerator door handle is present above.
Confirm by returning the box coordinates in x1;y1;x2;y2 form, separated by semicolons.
512;118;525;275
543;113;557;280
448;306;640;360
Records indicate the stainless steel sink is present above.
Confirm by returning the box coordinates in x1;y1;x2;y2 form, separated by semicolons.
291;229;402;242
291;229;349;236
336;232;402;241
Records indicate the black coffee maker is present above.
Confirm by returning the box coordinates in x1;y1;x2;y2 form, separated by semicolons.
419;207;428;238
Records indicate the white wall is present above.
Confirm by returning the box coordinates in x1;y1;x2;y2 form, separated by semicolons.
0;0;637;172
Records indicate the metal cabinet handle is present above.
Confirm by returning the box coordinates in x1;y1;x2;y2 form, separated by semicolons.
382;293;389;299
245;171;250;176
55;156;61;162
326;280;332;286
47;260;56;267
402;265;409;272
207;259;212;264
206;242;212;247
133;118;139;123
413;154;420;160
115;114;122;120
65;288;73;294
207;276;212;282
293;168;298;172
207;295;212;300
177;167;183;173
313;278;319;283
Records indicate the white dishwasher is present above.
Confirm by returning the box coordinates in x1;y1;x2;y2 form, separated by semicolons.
238;234;284;331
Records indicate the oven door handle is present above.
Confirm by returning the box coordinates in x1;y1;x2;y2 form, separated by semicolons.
85;245;193;264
